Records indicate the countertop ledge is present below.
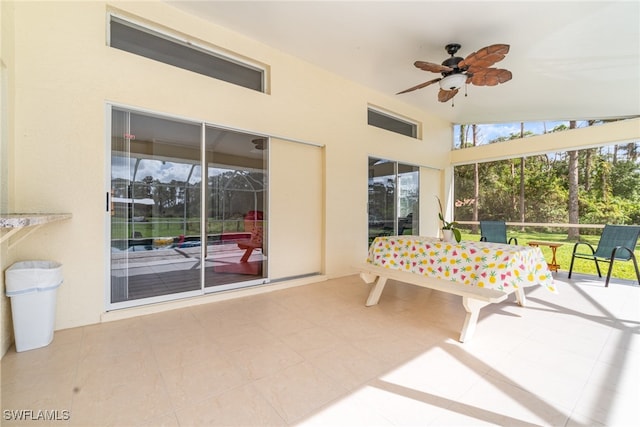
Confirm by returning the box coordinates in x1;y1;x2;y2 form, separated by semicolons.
0;213;72;229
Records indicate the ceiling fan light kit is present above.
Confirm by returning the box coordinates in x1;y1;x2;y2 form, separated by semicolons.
398;43;512;106
439;73;467;91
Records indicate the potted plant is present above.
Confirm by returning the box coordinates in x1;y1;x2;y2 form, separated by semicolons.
436;196;461;243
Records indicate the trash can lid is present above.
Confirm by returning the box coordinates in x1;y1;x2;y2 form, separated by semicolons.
5;261;63;296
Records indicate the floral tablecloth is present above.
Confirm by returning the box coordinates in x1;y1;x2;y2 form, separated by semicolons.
367;236;556;293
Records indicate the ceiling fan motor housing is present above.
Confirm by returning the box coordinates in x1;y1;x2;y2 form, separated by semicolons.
441;56;465;76
441;44;467;76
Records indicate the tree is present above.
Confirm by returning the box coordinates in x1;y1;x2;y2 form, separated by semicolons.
519;123;525;230
472;125;479;233
583;148;594;192
567;121;580;240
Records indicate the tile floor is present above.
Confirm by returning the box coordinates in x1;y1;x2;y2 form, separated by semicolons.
1;272;639;426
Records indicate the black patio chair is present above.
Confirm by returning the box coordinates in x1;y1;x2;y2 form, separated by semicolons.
479;220;518;245
568;224;640;287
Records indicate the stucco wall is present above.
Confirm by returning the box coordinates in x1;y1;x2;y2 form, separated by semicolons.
1;0;16;357
2;0;451;340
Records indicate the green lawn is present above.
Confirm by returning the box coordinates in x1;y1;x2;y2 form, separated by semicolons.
111;218;245;240
459;229;640;282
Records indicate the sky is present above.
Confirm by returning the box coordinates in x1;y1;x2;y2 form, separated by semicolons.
452;120;590;147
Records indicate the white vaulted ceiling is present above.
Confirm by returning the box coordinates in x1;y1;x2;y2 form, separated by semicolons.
166;0;640;124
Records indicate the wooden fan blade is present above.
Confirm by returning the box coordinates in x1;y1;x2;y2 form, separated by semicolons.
458;44;510;69
469;68;512;86
397;77;441;94
438;88;459;102
414;61;453;73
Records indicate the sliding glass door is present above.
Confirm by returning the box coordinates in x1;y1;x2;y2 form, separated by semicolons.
109;108;268;308
203;127;267;290
368;157;419;244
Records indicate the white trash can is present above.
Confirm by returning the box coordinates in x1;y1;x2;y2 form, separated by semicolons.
5;261;63;352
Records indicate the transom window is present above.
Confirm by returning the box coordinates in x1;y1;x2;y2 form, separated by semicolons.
109;15;266;92
367;107;419;139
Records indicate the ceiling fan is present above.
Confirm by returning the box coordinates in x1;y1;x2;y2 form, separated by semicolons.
251;138;267;150
397;43;512;104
